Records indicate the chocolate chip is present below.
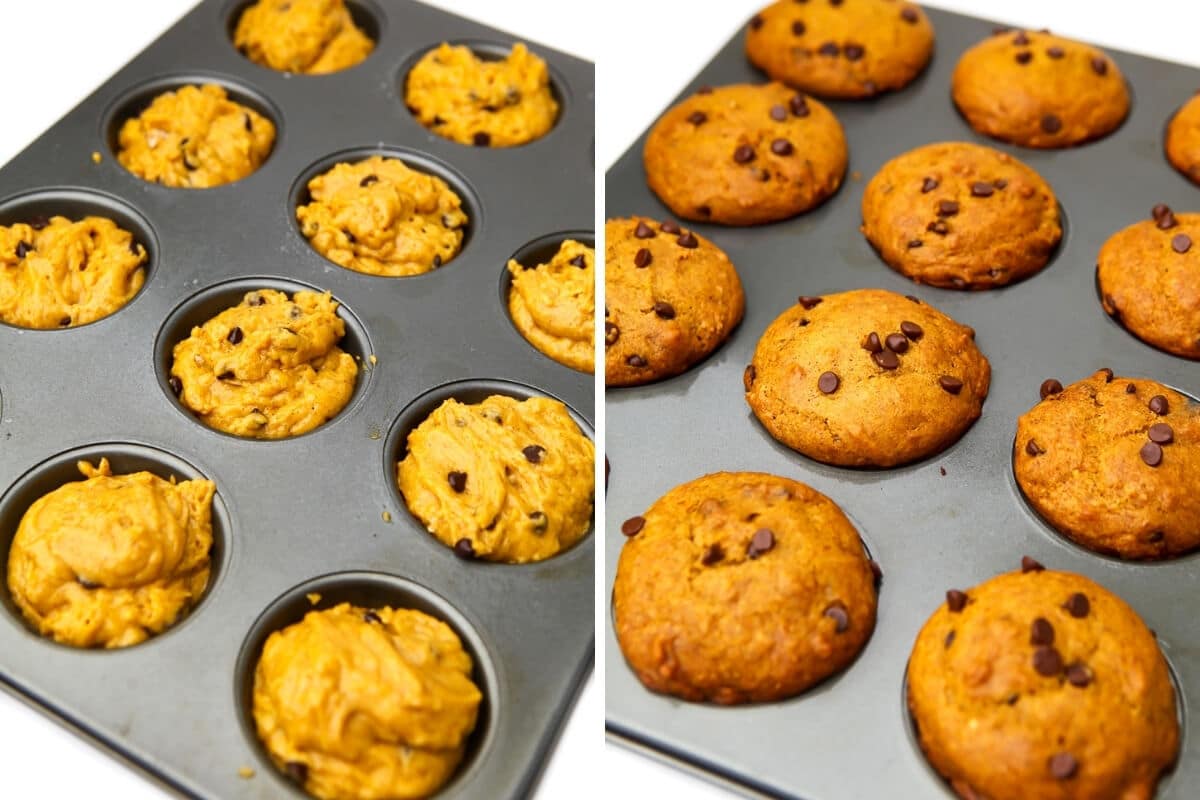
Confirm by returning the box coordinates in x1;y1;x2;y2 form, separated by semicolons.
247;293;265;306
901;7;919;23
1140;441;1163;467
927;220;948;235
1030;617;1055;645
569;254;586;269
28;215;48;230
168;375;183;395
227;326;244;345
1025;439;1044;456
363;610;382;624
1040;379;1063;400
1148;395;1169;415
792;21;806;35
747;528;775;558
744;364;756;390
522;445;546;463
798;295;823;309
1152;203;1171;221
701;543;724;565
626;354;647;368
907;239;923;249
993;178;1008;189
1049;753;1078;780
687;110;707;126
360;174;378;187
448;471;467;492
921;176;938;193
770;104;788;121
473;132;491;147
899;321;923;340
284;761;309;784
677;232;698;248
605;321;619;345
862;332;883;353
1046;46;1065;59
453;538;476;559
906;294;922;304
1064;592;1089;618
734;144;755;163
873;349;899;370
696;85;713;95
1088;56;1108;76
824;602;849;632
818;42;839;56
634;221;656;239
1015;51;1033;64
15;241;32;258
1126;383;1137;394
528;511;548;534
1099;367;1114;382
939;376;964;395
818;371;840;394
1013;32;1030;45
1066;662;1091;687
946;589;967;612
660;220;681;235
944;630;956;647
843;43;864;61
789;94;810;117
1041;114;1062;133
1172;233;1192;253
654;301;676;319
1148;423;1174;444
937;200;959;217
939;466;947;476
1158;210;1178;230
632;247;652;268
750;14;764;29
77;575;100;589
217;371;235;381
885;333;909;353
869;559;883;584
771;138;794;156
621;516;645;536
970;182;994;197
1033;645;1063;676
1021;555;1045;573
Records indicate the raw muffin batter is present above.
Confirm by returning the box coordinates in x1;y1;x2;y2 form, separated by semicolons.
397;395;594;563
117;84;276;188
506;239;594;373
234;0;374;75
171;289;358;439
297;155;468;277
252;603;482;800
405;43;558;147
0;215;147;329
6;458;214;649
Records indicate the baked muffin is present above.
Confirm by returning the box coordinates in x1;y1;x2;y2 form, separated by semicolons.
252;602;482;800
746;289;990;467
170;289;358;439
908;564;1179;800
614;472;878;704
1014;369;1200;559
116;84;275;188
233;0;373;74
861;141;1061;289
605;217;745;386
1097;205;1200;359
0;215;147;329
745;0;934;99
643;82;847;225
952;30;1128;148
6;458;214;649
1166;92;1200;185
396;394;594;563
296;155;469;277
405;43;558;147
507;239;594;373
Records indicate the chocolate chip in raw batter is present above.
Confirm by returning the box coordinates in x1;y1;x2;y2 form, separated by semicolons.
862;332;883;353
28;215;48;231
227;326;244;345
473;132;491;147
284;762;309;784
900;320;923;340
1065;662;1092;687
448;471;468;492
677;232;699;248
453;538;476;559
626;354;648;368
634;221;656;239
1140;441;1164;467
15;241;32;259
633;247;652;268
771;138;794;156
824;602;850;632
522;445;546;463
1063;592;1089;618
168;376;183;395
1041;114;1063;133
1049;753;1078;780
1015;50;1033;64
358;174;379;188
937;200;959;217
885;333;909;353
1148;395;1169;415
921;176;938;193
701;543;724;565
363;611;382;624
1033;645;1063;676
873;349;900;370
1039;379;1063;400
818;371;840;394
946;589;968;612
621;516;645;536
1021;555;1045;573
76;575;100;589
687;110;708;126
939;376;964;395
1148;423;1174;444
1172;233;1192;253
217;371;235;381
1030;617;1055;645
747;528;775;558
798;295;823;309
734;145;756;163
528;511;548;534
569;254;587;268
789;94;810;117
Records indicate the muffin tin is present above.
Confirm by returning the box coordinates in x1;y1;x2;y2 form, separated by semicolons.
604;7;1197;798
0;1;593;798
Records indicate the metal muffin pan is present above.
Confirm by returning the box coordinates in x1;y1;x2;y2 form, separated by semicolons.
0;0;594;797
604;7;1198;798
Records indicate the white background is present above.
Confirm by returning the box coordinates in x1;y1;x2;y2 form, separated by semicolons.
599;0;1199;798
0;2;596;798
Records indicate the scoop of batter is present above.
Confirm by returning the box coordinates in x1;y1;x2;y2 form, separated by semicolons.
234;0;374;75
405;43;559;148
252;603;482;800
171;289;358;439
507;240;594;373
397;395;594;563
297;155;468;277
117;84;275;189
0;215;147;329
6;458;214;649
